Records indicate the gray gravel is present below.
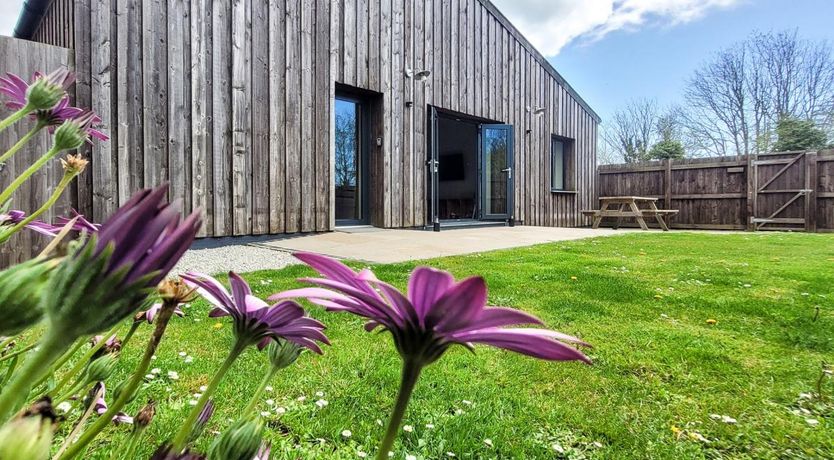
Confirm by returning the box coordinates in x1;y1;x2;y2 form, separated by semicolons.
172;244;298;276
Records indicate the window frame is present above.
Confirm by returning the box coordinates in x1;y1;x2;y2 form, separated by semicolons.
550;135;576;193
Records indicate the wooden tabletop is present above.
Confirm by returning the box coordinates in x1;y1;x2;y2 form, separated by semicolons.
599;196;659;202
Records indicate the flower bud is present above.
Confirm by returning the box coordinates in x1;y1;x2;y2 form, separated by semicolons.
52;112;96;152
0;258;50;337
0;398;56;460
267;339;303;371
85;352;119;382
186;399;215;445
207;418;263;460
136;399;156;429
112;378;137;405
25;68;71;111
60;154;88;176
159;278;197;303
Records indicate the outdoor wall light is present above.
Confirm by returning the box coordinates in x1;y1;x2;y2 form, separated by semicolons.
532;106;546;116
405;68;432;81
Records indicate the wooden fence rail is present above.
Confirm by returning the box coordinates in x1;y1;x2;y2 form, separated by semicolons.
597;150;834;232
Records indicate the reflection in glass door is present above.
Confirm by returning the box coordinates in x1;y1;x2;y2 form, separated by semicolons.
480;124;514;220
335;96;368;224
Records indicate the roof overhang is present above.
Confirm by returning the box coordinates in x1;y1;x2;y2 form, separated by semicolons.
13;0;52;40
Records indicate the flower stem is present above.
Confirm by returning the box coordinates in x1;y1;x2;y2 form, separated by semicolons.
0;330;71;423
170;340;247;452
375;359;423;460
0;121;45;164
1;171;75;244
30;337;83;391
242;366;280;418
0;336;16;351
0;106;33;135
0;341;37;362
51;324;119;396
54;384;104;458
115;429;142;460
57;302;178;460
119;322;141;353
0;144;61;206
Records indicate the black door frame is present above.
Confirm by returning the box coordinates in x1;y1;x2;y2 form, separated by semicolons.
427;106;512;230
335;90;371;226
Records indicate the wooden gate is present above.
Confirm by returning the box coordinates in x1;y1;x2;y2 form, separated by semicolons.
750;151;817;231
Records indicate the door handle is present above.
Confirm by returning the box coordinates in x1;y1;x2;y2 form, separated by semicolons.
502;167;512;180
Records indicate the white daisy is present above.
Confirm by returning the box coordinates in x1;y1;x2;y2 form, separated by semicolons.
403;425;413;433
341;430;352;438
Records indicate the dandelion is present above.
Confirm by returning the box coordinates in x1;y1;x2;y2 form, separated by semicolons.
274;253;591;460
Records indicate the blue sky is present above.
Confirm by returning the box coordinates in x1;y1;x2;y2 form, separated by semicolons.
492;0;834;122
2;0;832;123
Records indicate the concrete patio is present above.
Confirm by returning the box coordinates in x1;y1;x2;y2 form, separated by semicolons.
174;226;639;274
255;226;638;263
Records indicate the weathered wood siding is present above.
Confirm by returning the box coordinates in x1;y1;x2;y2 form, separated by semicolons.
0;37;75;266
598;151;834;232
30;0;76;49
29;0;599;234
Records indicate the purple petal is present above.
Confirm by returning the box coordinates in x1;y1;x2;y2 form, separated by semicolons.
408;267;455;326
229;272;253;307
427;276;488;333
450;328;592;363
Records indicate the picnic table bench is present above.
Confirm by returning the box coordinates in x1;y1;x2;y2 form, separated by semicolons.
582;196;678;231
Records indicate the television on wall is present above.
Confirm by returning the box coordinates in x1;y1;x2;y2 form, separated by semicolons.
439;152;465;181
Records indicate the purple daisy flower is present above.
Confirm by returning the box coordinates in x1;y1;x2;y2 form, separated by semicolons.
0;71;107;142
272;253;591;365
0;209;99;238
135;303;185;324
272;253;591;460
181;272;329;353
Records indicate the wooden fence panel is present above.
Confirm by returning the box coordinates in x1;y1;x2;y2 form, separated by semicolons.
598;150;834;232
0;37;75;266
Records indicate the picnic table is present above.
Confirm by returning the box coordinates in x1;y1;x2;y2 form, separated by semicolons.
582;196;678;231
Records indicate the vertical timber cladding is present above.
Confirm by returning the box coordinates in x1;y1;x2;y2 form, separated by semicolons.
43;0;598;236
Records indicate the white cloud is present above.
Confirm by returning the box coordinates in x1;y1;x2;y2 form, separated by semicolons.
491;0;744;56
0;0;25;37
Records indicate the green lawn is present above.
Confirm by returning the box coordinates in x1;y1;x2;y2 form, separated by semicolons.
69;232;833;459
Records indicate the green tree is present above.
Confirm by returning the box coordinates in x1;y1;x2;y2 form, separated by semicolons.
649;139;685;160
773;117;829;151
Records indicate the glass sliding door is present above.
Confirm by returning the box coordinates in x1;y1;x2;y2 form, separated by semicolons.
480;124;514;220
335;96;368;224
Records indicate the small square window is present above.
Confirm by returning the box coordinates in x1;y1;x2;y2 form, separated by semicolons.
551;136;575;192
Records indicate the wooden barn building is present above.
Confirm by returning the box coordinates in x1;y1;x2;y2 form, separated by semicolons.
15;0;600;236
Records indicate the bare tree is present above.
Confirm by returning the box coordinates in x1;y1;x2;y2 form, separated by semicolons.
683;30;834;157
601;98;659;163
600;99;688;164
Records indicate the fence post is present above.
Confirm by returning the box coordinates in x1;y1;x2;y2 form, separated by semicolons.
664;159;672;210
805;151;818;232
745;154;756;231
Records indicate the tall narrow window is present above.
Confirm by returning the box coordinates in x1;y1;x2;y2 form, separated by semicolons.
335;97;366;223
551;136;574;192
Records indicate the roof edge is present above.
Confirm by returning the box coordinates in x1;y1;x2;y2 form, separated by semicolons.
477;0;601;123
13;0;52;40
